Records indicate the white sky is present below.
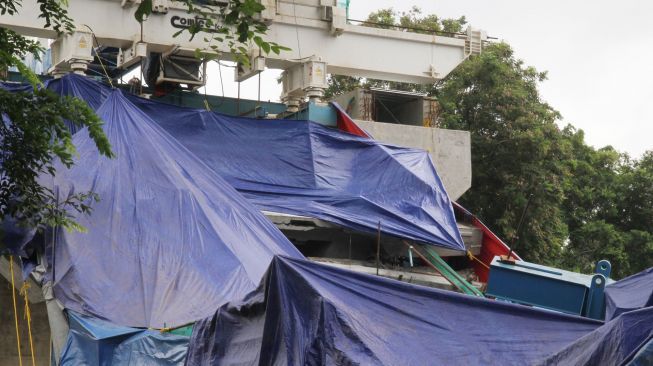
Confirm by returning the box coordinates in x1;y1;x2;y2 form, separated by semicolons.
202;0;653;158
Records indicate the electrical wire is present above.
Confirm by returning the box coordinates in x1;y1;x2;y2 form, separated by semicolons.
20;282;36;366
291;0;306;115
217;60;224;99
82;24;114;87
9;256;23;366
291;0;302;60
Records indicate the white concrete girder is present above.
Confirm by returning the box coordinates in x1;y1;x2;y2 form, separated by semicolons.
0;0;484;86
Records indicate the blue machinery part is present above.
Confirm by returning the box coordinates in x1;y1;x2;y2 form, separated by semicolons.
486;258;613;320
283;101;338;126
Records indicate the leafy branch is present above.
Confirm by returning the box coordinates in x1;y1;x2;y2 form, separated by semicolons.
0;0;113;239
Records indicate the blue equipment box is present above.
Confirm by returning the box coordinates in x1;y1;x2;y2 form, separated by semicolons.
486;257;613;320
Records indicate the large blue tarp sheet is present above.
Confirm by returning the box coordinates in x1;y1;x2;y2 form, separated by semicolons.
605;267;653;321
60;311;189;365
186;256;601;366
47;75;465;251
538;307;653;365
40;89;302;328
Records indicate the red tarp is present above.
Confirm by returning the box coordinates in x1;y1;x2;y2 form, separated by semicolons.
453;202;520;282
331;101;370;138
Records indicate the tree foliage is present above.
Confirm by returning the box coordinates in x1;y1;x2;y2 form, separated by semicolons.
437;42;570;264
437;42;653;278
560;148;653;278
0;0;113;240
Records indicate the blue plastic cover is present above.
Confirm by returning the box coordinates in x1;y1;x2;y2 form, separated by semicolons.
0;81;34;92
111;331;190;365
538;307;653;365
47;75;465;251
186;256;601;366
628;337;653;366
40;89;302;328
60;311;189;365
605;267;653;321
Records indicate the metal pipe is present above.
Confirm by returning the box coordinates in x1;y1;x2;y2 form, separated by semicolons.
402;241;460;291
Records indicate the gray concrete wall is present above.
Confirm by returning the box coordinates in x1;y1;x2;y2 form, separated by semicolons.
355;120;472;200
0;277;51;366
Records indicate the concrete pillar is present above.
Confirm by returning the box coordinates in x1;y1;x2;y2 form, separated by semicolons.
42;282;69;365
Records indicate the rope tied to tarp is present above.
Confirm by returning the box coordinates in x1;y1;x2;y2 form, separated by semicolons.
467;250;490;270
9;255;23;366
20;281;37;366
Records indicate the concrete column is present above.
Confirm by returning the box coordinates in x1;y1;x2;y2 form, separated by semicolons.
42;282;69;365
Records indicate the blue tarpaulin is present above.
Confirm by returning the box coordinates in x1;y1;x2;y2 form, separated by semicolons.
40;89;302;328
10;75;649;364
60;311;189;365
628;338;653;365
538;307;653;365
186;256;602;366
47;74;465;251
605;267;653;321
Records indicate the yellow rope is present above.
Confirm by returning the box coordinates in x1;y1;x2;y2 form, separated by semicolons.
467;250;490;270
9;256;23;366
20;282;36;366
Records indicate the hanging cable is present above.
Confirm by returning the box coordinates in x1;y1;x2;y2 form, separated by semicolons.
202;60;226;110
216;60;225;105
237;81;241;115
139;21;144;95
291;0;306;111
257;69;262;117
9;256;23;366
203;86;211;111
20;282;36;366
82;24;114;88
291;0;302;60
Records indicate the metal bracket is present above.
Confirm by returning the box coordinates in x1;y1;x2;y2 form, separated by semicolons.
595;260;612;278
151;0;170;14
321;4;346;36
235;49;266;82
118;42;148;69
585;274;607;320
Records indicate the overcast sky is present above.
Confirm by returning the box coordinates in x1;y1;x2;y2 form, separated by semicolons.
203;0;652;158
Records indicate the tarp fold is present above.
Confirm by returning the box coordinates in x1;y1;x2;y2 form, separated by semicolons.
187;256;601;366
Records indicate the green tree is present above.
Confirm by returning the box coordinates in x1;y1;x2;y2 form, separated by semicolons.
559;127;623;234
565;220;630;278
0;0;113;240
560;131;653;278
616;151;653;232
326;6;653;277
365;6;467;34
622;230;653;276
436;42;571;264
